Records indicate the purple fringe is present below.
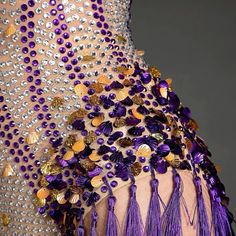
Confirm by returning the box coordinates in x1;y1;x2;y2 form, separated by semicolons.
145;178;162;236
123;184;144;236
90;204;98;236
77;217;85;236
210;189;232;236
194;176;210;236
106;195;118;236
161;169;182;236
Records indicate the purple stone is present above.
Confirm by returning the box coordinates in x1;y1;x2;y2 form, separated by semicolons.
110;180;118;188
27;11;34;18
21;4;28;11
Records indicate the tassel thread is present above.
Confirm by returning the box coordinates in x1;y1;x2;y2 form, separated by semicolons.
161;168;182;236
210;189;233;236
123;183;144;236
103;176;119;236
194;176;210;236
145;177;162;236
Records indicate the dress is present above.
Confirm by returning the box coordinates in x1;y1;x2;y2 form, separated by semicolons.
0;0;235;235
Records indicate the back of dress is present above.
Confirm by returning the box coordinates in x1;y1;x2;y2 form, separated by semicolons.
0;0;235;236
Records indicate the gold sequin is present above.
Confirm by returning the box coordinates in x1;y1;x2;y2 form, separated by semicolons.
4;23;16;37
136;50;145;56
37;187;50;199
131;108;143;119
130;162;142;176
132;94;144;105
188;118;199;131
63;150;74;161
2;163;15;177
123;67;135;76
97;74;111;85
113;117;126;128
89;150;101;162
136;144;152;158
116;66;127;73
89;82;103;93
166;77;173;91
2;213;9;226
160;86;168;98
51;97;64;108
41;160;62;175
69;194;80;204
39;176;49;187
84;130;97;145
34;197;46;207
91;114;105;127
123;78;133;86
117;137;133;148
64;134;77;148
165;152;175;162
74;83;88;97
80;159;96;171
67;109;88;124
91;175;103;188
115;88;129;101
72;138;85;152
26;131;39;144
89;94;101;105
148;66;161;78
116;35;127;43
151;133;164;142
56;191;67;204
82;55;95;61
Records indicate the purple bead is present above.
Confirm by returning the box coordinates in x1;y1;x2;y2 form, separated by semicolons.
143;166;150;172
27;11;34;18
28;21;35;28
107;171;114;178
29;41;35;48
49;0;56;6
58;14;65;20
101;186;107;193
110;180;118;188
57;4;64;11
21;4;28;11
53;18;59;26
61;24;67;30
28;0;35;7
20;26;27;32
50;9;57;16
20;15;27;22
93;12;99;19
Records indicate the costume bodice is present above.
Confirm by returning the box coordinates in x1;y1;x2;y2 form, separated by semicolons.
0;0;232;236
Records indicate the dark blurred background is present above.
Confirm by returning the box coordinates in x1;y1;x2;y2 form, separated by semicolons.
130;0;236;230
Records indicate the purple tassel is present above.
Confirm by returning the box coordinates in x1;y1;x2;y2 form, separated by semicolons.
194;176;210;236
145;178;162;236
161;169;182;236
210;189;233;236
123;184;144;236
77;217;85;236
90;204;98;236
106;195;118;236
